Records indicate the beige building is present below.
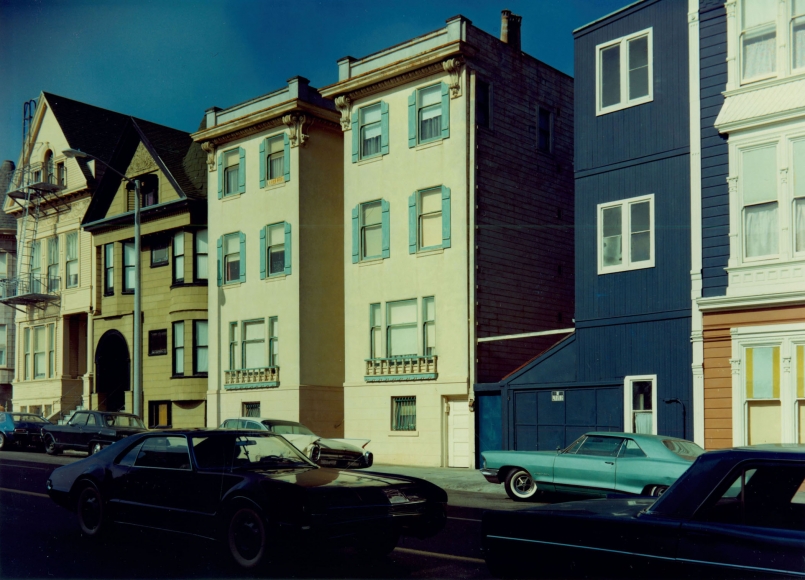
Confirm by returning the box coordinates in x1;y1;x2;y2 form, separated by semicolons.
192;77;345;435
320;13;575;467
81;118;207;427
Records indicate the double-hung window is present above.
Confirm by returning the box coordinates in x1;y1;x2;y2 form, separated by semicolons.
123;242;135;293
794;0;805;71
370;303;381;359
56;162;65;187
408;83;449;146
355;200;385;261
368;297;436;361
218;148;244;198
261;135;285;185
741;145;778;259
242;320;265;369
219;232;244;285
30;240;41;293
387;299;417;357
260;222;291;278
741;0;777;82
352;102;389;162
48;324;55;378
268;317;278;367
172;321;184;376
409;186;451;252
423;297;435;356
193;320;208;374
65;232;78;288
103;243;114;295
148;329;167;356
195;229;208;281
795;140;805;253
151;238;169;267
173;231;185;284
23;327;30;380
596;28;652;115
33;325;45;379
229;322;238;370
598;194;654;274
47;237;59;292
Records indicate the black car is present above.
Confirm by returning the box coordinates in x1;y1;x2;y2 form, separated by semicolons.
46;429;447;569
0;412;51;451
42;410;146;456
482;445;805;579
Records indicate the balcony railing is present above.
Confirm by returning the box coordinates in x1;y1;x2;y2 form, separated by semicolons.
224;367;280;390
0;274;60;306
364;355;438;382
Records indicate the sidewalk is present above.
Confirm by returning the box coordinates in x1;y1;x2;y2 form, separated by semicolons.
371;463;506;496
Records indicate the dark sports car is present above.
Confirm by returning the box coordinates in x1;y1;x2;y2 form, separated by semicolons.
482;445;805;579
42;410;146;455
46;429;447;569
0;412;51;451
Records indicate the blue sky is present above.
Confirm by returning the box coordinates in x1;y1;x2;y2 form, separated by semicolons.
0;0;626;164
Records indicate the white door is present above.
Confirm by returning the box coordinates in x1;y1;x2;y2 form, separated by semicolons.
447;398;470;467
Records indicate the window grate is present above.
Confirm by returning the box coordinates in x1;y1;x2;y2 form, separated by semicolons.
392;396;416;431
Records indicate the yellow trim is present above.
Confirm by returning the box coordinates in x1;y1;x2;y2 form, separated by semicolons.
773;346;780;399
746;347;754;399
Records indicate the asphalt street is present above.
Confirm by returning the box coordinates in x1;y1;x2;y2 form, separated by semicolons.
0;451;539;579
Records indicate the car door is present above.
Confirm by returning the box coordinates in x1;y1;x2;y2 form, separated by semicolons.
78;413;102;448
552;435;624;492
62;412;89;448
676;462;805;577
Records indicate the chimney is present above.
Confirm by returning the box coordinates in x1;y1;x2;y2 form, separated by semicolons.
500;9;522;52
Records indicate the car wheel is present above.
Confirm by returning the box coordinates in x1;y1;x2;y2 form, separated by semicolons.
44;433;60;455
648;485;669;497
504;468;539;501
89;442;103;455
227;506;267;569
76;482;107;537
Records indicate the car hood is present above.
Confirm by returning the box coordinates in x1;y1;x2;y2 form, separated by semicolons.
255;466;418;489
283;434;364;454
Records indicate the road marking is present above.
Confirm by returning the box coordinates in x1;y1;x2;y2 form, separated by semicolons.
0;487;49;499
447;516;482;522
393;547;485;564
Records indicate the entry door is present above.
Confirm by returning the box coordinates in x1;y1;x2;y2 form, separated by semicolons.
447;398;470;467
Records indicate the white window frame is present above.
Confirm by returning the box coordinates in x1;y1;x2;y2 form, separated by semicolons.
65;232;78;288
359;102;383;160
623;375;658;435
731;323;805;445
595;27;654;116
222;149;240;197
597;193;655;274
265;135;285;183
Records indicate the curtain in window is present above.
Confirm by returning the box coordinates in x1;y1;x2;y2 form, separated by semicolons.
634;411;653;434
361;105;381;157
794;7;805;70
419;85;442;141
394;397;416;431
742;0;777;79
745;202;778;257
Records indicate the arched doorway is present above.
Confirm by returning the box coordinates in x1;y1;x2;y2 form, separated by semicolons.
94;330;130;412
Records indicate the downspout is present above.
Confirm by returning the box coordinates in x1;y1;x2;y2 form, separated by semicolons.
467;66;478;467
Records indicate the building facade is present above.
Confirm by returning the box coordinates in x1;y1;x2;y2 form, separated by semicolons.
700;0;805;447
0;160;17;410
192;77;346;436
81;118;207;428
320;13;575;467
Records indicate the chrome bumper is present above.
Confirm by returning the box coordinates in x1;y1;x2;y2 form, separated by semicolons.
480;468;500;484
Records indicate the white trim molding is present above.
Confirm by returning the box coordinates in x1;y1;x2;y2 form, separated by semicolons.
623;374;658;435
595;27;654;116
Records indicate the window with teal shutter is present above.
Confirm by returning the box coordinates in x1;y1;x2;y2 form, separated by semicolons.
355;102;390;161
283;133;290;182
354;200;390;262
261;222;290;278
408;194;417;254
222;233;241;285
238;148;246;194
380;102;389;155
259;228;267;279
351;111;359;163
351;206;360;263
239;232;246;282
222;149;240;197
381;200;390;258
407;93;416;148
260;135;285;187
441;185;451;248
409;83;450;146
409;186;451;252
284;221;291;275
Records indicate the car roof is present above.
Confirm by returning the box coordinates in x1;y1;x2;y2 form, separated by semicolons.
227;417;302;426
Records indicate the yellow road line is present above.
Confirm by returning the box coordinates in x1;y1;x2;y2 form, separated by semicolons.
394;547;485;564
0;487;49;498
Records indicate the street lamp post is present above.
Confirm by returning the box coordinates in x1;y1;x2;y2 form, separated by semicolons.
63;148;142;419
664;398;687;440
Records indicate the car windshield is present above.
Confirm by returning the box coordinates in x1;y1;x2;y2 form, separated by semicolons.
662;439;704;461
10;413;47;423
191;433;313;471
103;414;145;428
266;422;316;436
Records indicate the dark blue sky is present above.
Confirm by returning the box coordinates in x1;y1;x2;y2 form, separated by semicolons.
0;0;627;165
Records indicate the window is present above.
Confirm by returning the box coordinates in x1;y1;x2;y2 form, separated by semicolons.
123;242;135;292
56;162;65;187
268;317;278;367
354;200;387;262
624;376;657;434
30;240;41;292
537;107;553;153
352;101;389;162
23;327;29;380
370;303;381;359
260;222;291;278
0;324;6;366
48;324;55;378
44;151;54;183
47;237;59;292
242;320;265;369
229;322;238;370
172;321;184;376
577;435;625;456
0;252;7;279
151;238;169;267
149;330;167;356
195;229;208;281
476;79;491;129
32;169;41;183
742;0;777;82
140;174;158;208
33;325;45;379
796;140;805;253
65;232;78;288
416;84;445;144
596;28;652;115
173;231;184;284
243;402;260;417
261;135;286;185
745;345;781;444
795;0;805;71
219;148;243;198
392;396;416;431
134;436;190;470
387;299;417;357
410;186;451;252
598;194;654;273
103;243;114;295
193;320;208;374
221;233;243;285
423;297;435;356
742;145;778;259
149;402;172;428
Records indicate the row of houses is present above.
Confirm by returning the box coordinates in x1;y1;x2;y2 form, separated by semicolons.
2;0;801;468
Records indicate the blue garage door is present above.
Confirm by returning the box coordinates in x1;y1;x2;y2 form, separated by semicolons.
513;386;622;451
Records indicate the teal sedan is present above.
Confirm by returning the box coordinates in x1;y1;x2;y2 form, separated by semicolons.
480;432;704;501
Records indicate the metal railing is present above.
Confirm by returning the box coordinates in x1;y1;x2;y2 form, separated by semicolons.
0;274;60;299
365;355;438;378
224;366;280;387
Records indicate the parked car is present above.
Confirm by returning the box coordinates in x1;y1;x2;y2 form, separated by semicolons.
0;412;51;451
220;417;373;468
482;445;805;579
481;432;704;501
42;410;146;456
46;429;447;569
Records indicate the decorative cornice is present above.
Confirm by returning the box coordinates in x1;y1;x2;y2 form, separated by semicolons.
725;0;736;18
346;61;446;104
201;142;216;172
282;113;312;148
335;96;351;131
727;176;738;193
698;290;805;312
442;57;464;99
730;357;741;375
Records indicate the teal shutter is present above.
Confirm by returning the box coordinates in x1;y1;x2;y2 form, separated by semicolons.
351;111;359;163
259;227;267;280
408;92;417;148
440;82;450;140
239;232;246;283
380;101;389;156
259;139;266;188
351;206;359;263
216;237;223;286
284;222;291;275
381;199;390;259
237;147;246;194
217;154;223;199
408;193;417;254
283;133;291;182
441;186;451;248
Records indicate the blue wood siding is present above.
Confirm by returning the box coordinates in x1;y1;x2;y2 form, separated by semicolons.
476;392;502;456
699;1;729;297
